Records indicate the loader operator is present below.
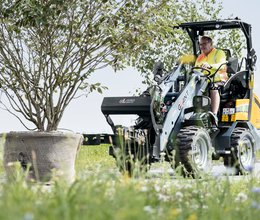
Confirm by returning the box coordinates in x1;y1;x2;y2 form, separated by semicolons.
195;36;228;124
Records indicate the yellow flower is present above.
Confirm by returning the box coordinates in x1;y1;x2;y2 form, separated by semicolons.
170;208;181;217
187;213;198;220
119;172;131;184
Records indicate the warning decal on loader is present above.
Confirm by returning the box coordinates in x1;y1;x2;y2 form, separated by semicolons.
221;99;249;122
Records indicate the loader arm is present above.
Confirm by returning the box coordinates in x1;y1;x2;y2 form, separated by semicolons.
101;64;186;133
160;72;209;151
151;64;189;134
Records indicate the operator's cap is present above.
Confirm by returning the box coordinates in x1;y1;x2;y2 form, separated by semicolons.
199;36;213;44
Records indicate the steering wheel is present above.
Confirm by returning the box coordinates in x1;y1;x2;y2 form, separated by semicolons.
191;66;211;76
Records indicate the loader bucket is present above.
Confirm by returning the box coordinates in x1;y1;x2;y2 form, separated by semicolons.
101;96;152;116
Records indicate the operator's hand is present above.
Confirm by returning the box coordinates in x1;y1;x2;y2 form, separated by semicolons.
201;62;212;69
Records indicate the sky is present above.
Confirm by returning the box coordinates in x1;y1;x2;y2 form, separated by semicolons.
1;0;260;134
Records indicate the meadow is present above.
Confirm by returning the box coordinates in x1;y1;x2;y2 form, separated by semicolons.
0;144;260;220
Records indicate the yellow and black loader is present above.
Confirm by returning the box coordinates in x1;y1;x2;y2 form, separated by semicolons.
101;19;260;177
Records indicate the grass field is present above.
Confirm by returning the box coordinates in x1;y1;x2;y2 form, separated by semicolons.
0;144;260;220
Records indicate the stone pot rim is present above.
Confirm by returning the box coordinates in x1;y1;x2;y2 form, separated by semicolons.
1;131;82;138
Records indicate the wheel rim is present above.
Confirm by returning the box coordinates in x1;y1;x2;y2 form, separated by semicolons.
239;136;254;169
192;137;208;169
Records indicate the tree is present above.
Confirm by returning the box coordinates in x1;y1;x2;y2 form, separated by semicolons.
0;0;243;131
0;0;167;131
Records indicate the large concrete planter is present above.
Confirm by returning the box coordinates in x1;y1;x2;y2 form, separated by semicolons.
3;131;83;183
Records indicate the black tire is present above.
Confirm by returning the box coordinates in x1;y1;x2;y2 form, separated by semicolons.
175;126;212;177
224;127;255;175
113;127;151;177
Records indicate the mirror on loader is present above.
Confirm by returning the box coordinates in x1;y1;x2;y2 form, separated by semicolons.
193;96;211;109
153;54;196;84
153;61;164;83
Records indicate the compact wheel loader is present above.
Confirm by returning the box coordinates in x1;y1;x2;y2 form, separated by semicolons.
101;19;260;177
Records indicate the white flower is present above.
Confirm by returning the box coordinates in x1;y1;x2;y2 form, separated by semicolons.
23;213;34;220
190;204;199;210
182;183;193;190
154;185;161;192
192;189;199;194
157;193;170;202
140;186;148;192
143;205;155;214
235;192;248;202
202;205;209;209
175;191;184;201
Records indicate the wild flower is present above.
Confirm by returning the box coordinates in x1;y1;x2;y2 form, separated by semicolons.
202;205;209;209
235;192;248;203
35;200;42;206
157;193;170;202
170;208;181;218
212;171;221;178
40;185;53;193
143;205;155;214
244;165;254;173
105;186;116;199
139;185;148;192
161;181;172;191
251;187;260;194
192;189;199;194
182;183;193;190
23;212;34;220
190;204;199;210
187;213;198;220
175;191;184;201
251;201;260;209
154;185;161;192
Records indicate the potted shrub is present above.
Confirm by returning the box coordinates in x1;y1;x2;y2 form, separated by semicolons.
0;0;166;182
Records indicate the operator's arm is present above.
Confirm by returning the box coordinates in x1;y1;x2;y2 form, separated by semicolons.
210;49;226;71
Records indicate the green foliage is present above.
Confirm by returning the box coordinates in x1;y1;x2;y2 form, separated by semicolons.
75;144;114;173
0;0;244;130
129;0;245;85
0;0;169;130
0;146;260;219
129;0;225;84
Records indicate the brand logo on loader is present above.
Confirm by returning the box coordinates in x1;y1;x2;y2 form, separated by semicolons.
178;90;189;110
119;98;135;104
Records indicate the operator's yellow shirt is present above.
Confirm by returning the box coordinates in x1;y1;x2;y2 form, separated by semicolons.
195;48;228;82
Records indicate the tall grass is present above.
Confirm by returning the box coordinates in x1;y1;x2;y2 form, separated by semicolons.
0;145;259;220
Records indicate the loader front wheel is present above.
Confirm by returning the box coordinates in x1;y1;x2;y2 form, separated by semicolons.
175;126;212;177
224;127;255;175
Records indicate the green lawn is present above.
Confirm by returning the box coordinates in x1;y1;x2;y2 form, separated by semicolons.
0;145;259;220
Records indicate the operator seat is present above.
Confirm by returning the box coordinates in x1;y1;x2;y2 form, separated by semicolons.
220;49;239;75
222;49;231;61
226;57;239;76
220;55;247;99
220;71;248;100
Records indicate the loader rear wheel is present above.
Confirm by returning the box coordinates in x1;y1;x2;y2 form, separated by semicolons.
175;126;212;177
224;127;255;175
113;127;151;177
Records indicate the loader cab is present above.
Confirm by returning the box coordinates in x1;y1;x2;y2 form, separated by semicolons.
178;19;256;82
178;19;256;70
178;19;259;127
